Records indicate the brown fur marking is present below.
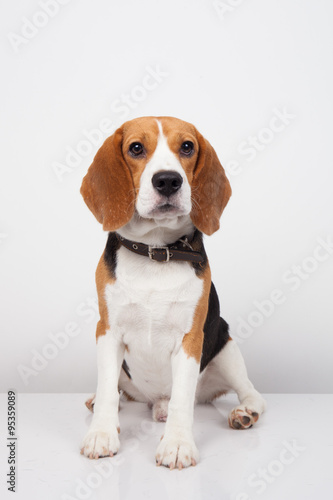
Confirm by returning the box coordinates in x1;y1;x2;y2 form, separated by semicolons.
95;252;115;340
182;265;211;363
211;391;227;401
80;128;135;232
122;390;136;402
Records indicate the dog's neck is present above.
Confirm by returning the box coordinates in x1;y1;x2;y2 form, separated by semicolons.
117;212;195;246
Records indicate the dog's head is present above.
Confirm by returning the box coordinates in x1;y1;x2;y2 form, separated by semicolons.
80;116;231;236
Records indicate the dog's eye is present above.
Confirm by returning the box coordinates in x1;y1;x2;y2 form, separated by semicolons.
129;142;144;157
180;141;194;156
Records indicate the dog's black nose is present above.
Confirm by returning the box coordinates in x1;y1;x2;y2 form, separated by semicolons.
152;171;183;197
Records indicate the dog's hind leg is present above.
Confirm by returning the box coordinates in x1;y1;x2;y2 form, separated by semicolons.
85;394;96;412
150;398;169;422
197;339;266;429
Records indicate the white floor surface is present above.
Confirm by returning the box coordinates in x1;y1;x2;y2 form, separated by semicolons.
1;393;332;500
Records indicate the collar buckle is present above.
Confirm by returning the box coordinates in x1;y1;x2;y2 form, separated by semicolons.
148;245;170;263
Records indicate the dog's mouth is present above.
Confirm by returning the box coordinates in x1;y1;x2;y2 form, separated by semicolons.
149;202;183;219
157;203;175;212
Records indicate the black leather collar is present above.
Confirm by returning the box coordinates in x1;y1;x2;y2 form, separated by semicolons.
115;233;204;264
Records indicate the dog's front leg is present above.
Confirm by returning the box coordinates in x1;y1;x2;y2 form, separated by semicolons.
81;330;125;458
155;346;201;470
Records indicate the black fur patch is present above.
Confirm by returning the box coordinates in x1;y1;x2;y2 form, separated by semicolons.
189;231;230;370
104;232;120;278
189;230;208;277
122;359;131;379
200;282;230;372
104;233;131;378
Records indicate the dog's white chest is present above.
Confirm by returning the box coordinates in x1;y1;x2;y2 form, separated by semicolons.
104;247;203;399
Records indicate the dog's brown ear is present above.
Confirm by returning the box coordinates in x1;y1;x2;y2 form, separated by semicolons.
80;127;135;231
190;131;231;235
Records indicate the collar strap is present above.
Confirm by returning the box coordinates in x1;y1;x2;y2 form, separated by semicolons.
115;233;204;264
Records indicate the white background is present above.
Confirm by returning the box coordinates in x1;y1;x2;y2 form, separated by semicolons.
1;0;332;394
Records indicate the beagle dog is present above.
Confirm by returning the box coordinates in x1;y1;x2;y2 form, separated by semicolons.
80;116;265;469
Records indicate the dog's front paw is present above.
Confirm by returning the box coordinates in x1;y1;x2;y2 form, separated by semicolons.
155;433;199;470
81;429;120;459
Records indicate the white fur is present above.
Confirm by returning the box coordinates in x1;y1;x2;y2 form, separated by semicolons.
196;340;266;420
155;347;200;468
135;120;192;221
81;332;124;458
82;249;204;464
105;246;203;403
